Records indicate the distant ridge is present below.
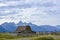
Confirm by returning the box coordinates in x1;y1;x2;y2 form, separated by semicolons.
0;21;60;32
0;22;17;32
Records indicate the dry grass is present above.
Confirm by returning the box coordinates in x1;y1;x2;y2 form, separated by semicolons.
0;33;60;40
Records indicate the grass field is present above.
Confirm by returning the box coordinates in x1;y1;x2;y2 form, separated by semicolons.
0;33;60;40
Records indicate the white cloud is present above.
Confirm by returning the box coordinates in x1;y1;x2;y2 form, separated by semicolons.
0;0;60;26
0;3;6;6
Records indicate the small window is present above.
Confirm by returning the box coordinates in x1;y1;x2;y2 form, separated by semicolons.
18;32;21;33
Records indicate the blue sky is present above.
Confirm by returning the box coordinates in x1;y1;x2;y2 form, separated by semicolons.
0;0;60;26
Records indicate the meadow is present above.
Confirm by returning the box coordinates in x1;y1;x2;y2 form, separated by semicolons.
0;33;60;40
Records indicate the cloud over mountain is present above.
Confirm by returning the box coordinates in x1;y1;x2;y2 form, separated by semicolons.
0;0;60;26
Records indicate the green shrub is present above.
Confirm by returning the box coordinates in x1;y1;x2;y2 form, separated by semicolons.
0;34;20;39
33;37;54;40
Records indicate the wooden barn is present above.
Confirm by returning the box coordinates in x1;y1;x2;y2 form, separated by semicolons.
16;25;36;36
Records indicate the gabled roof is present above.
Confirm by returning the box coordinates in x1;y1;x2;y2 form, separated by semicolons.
16;25;32;32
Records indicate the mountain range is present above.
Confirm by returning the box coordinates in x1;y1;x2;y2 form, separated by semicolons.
0;21;60;32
